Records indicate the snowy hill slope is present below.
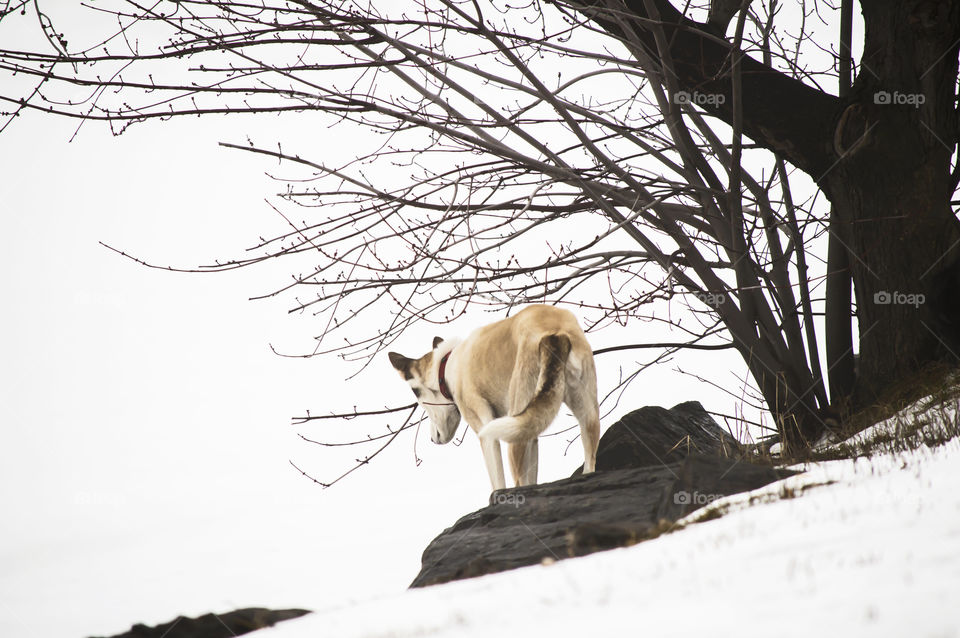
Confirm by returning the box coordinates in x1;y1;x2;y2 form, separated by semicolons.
262;397;960;638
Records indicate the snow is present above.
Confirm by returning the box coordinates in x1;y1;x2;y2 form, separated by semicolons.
259;422;960;637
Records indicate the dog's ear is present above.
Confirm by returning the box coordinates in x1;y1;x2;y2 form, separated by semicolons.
432;336;444;349
388;352;413;378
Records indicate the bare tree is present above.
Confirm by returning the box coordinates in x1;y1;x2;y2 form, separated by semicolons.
4;0;957;469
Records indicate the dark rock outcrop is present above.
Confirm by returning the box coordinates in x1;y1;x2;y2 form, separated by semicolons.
89;608;310;638
573;401;741;473
411;401;791;588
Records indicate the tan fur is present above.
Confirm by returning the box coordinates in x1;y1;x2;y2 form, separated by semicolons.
389;305;601;492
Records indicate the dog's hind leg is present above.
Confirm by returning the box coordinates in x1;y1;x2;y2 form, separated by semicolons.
507;438;539;487
565;353;601;473
574;403;600;473
505;344;541;487
522;438;538;485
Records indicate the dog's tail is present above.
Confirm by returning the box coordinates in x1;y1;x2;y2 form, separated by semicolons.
479;334;571;443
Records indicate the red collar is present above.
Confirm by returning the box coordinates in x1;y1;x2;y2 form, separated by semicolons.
438;353;454;401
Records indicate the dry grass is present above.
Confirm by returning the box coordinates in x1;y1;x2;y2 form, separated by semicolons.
682;480;837;525
813;367;960;461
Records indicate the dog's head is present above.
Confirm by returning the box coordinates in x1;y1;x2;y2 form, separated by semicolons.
388;337;461;445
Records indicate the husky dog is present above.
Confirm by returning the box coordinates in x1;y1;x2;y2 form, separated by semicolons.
388;305;601;491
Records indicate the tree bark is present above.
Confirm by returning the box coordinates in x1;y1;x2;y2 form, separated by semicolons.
820;0;960;407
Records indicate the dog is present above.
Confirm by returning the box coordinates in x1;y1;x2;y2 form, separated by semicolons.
388;305;600;491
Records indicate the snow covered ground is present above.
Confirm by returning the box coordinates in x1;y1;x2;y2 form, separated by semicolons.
260;402;960;638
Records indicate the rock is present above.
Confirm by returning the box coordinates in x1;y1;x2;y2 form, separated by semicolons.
572;401;741;473
89;608;311;638
410;402;791;588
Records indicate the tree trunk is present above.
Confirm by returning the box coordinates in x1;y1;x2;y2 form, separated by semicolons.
824;151;960;408
824;207;856;406
821;0;960;410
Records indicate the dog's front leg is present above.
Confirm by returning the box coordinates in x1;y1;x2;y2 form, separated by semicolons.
479;437;506;491
466;403;507;492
